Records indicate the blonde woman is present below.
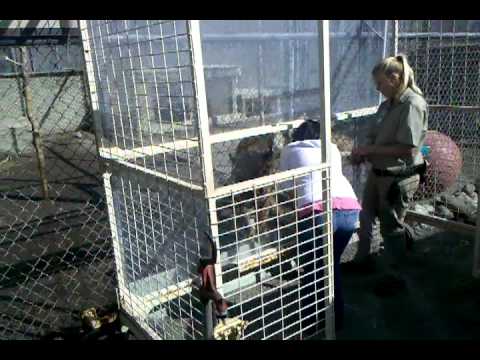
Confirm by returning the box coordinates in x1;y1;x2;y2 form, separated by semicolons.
351;54;428;296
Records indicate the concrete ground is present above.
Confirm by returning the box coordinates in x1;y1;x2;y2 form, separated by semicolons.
0;131;116;339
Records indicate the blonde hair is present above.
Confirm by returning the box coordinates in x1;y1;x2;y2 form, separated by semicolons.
372;54;423;96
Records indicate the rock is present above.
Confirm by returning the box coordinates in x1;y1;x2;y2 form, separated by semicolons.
440;193;477;223
121;326;129;333
74;131;83;139
425;204;435;214
414;204;435;215
455;192;477;213
463;183;477;198
435;204;454;220
416;222;436;234
467;191;479;204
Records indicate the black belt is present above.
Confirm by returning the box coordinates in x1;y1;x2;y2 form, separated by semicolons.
373;163;426;178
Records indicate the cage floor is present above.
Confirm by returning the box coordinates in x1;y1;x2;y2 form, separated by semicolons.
226;277;327;340
137;275;326;340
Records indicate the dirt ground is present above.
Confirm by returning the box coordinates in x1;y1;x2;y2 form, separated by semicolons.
336;227;480;340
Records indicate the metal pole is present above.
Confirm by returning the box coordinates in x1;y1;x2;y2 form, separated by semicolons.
188;21;225;340
473;177;480;278
257;20;265;125
393;20;399;55
288;20;296;120
378;20;389;105
317;19;335;340
79;20;105;155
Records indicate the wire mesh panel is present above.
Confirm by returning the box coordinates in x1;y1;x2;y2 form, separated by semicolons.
0;21;115;339
104;168;207;340
82;19;335;340
85;20;203;188
213;166;333;339
82;20;208;340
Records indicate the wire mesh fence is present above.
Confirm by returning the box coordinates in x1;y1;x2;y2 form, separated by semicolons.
0;21;116;340
328;20;480;225
397;20;480;223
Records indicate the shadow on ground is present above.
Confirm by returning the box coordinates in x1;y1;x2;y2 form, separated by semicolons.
337;228;480;339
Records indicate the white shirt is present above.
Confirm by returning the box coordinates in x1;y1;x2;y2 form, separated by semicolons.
279;140;358;208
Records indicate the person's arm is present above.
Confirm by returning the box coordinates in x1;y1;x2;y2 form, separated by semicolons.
351;106;382;164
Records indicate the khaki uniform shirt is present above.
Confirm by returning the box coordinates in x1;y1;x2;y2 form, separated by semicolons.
367;87;428;172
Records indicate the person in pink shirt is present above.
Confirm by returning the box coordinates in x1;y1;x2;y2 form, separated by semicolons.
279;119;361;333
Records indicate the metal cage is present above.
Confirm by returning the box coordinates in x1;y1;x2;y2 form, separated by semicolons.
81;20;338;340
81;20;334;339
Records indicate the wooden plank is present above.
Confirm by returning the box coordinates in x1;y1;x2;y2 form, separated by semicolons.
141;279;193;308
238;247;290;274
213;317;248;340
405;210;476;236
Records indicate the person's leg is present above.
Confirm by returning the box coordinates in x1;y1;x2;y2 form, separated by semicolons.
332;210;360;330
377;175;420;269
355;172;378;262
375;175;419;296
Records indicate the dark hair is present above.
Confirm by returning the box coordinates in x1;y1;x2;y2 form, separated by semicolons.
291;119;321;142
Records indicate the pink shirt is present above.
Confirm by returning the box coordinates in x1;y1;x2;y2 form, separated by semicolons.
298;196;362;218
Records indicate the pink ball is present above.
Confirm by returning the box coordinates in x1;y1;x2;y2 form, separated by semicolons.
416;130;463;199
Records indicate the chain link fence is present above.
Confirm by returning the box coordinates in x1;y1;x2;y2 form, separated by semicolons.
329;20;480;226
0;22;115;339
398;20;480;224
